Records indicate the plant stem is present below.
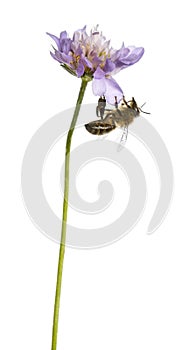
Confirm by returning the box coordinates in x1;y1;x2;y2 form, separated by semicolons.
51;77;89;350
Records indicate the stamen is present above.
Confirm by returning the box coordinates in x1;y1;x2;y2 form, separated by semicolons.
92;24;99;35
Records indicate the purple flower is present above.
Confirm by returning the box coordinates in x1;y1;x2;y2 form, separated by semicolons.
47;26;144;104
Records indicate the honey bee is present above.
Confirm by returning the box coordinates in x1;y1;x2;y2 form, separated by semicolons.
85;96;150;144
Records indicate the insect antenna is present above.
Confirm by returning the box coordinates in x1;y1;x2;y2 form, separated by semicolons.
138;102;150;115
140;102;146;109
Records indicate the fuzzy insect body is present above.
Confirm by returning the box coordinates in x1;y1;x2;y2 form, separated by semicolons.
85;97;140;136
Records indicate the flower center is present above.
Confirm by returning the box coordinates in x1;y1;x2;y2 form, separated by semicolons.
69;53;81;68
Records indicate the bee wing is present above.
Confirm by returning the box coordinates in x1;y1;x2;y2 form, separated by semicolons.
117;124;128;152
120;124;129;145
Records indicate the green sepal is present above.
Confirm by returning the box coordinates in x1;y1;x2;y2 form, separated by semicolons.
61;64;77;77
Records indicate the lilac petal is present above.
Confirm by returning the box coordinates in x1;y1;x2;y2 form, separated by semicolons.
61;53;72;64
81;25;87;37
93;67;105;79
60;31;68;41
111;45;129;61
50;51;72;65
82;56;93;69
118;47;130;58
50;51;62;63
110;45;145;75
92;78;106;96
91;56;102;66
59;31;72;53
73;26;87;42
74;44;83;56
46;32;60;51
76;61;85;77
103;40;111;51
127;46;137;53
76;25;87;34
88;52;102;66
103;59;116;74
121;47;144;65
63;38;72;54
104;77;123;105
70;41;78;54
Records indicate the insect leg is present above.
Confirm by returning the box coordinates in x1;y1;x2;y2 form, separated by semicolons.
114;96;122;116
96;96;106;119
126;97;140;113
114;96;118;109
123;96;134;109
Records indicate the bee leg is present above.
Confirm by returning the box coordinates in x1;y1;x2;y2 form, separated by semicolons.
114;96;118;109
96;105;101;118
122;96;131;109
123;95;128;105
114;96;122;116
126;97;140;113
96;96;106;119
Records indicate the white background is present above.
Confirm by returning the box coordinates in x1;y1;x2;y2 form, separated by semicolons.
1;0;196;349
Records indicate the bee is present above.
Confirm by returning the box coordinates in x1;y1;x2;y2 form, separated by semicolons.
85;96;150;144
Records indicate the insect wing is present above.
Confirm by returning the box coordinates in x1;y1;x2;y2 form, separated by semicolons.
117;124;128;151
120;124;128;145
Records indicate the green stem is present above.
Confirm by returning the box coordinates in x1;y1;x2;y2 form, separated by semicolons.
51;77;89;350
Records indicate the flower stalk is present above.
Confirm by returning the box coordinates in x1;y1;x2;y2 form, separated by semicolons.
51;76;90;350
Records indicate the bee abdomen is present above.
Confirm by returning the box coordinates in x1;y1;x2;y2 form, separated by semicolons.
85;121;116;135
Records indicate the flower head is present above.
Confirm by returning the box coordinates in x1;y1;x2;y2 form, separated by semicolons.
47;25;144;104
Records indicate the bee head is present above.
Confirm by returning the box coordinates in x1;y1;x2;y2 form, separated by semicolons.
128;97;138;111
122;97;150;116
121;97;140;116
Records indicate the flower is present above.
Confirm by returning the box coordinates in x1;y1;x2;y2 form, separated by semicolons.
47;25;144;104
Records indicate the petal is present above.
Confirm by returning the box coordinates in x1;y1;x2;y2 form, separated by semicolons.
82;56;93;70
46;32;60;50
102;39;111;51
73;44;83;56
127;45;137;53
50;50;72;65
110;45;129;61
104;77;123;105
118;47;130;58
60;31;68;41
92;77;106;96
73;26;87;42
110;45;145;75
50;51;62;63
121;47;144;65
103;59;116;74
89;53;102;66
93;66;105;79
63;38;72;53
76;61;85;77
59;31;72;53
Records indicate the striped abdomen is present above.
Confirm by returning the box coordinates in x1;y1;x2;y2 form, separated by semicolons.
85;120;116;135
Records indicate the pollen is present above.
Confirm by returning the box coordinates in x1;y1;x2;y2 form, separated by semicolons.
99;50;106;58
